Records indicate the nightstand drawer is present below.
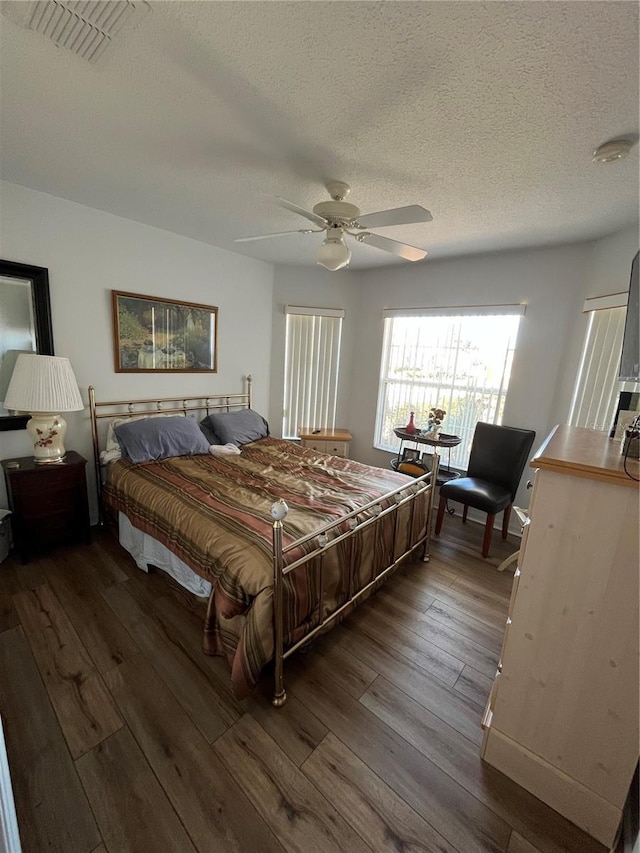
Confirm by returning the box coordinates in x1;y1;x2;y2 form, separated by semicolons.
325;441;348;457
10;477;85;510
13;488;84;520
33;511;82;542
298;429;352;458
8;466;84;499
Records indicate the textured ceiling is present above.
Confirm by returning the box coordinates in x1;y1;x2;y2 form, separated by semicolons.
1;1;638;270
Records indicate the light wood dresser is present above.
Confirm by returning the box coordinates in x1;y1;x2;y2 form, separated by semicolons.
298;428;352;458
481;425;639;848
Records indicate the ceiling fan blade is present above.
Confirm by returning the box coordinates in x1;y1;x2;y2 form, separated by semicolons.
275;197;328;227
356;232;427;262
235;229;320;243
355;205;433;229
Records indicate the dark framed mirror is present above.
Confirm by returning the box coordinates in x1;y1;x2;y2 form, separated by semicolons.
0;260;55;431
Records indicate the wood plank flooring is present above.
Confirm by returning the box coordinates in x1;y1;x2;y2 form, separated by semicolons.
0;517;608;853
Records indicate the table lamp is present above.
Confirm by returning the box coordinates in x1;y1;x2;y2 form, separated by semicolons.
3;353;84;463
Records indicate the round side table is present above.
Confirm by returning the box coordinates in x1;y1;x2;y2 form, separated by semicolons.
392;427;462;487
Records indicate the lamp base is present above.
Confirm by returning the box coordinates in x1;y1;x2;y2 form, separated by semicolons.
26;413;68;464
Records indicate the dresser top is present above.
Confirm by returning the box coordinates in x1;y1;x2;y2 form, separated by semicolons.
531;425;639;488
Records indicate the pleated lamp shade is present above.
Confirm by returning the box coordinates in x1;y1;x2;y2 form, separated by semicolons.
4;354;83;463
0;349;33;403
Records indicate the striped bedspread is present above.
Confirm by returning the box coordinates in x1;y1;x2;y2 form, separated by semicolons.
103;437;425;697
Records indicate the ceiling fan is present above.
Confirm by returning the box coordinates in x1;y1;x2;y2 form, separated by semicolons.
235;182;432;271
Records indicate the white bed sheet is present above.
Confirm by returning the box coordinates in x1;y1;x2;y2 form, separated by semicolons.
118;512;212;599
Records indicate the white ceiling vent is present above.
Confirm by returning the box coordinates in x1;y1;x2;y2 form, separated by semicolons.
25;1;145;63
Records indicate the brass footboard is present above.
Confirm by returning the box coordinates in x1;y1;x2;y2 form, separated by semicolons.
270;453;437;706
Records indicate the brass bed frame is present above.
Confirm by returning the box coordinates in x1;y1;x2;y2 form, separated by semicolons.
88;377;437;706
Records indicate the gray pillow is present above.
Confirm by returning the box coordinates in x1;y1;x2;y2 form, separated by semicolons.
115;416;211;463
198;417;222;446
200;408;269;446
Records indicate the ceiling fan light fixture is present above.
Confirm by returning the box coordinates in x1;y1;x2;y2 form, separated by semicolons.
592;139;633;163
239;183;433;266
316;233;351;271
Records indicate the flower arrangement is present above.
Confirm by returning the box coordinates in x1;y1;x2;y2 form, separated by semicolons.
427;406;446;433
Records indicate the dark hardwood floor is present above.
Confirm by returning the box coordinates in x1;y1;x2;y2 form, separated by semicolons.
0;516;608;853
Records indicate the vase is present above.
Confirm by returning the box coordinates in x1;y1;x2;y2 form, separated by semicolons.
405;411;417;435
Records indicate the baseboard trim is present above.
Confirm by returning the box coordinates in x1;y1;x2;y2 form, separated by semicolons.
483;726;621;847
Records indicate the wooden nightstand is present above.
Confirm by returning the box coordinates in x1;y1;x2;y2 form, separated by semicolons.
2;451;90;563
298;428;352;458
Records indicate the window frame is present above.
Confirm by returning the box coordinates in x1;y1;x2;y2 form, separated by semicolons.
282;305;344;440
374;304;525;470
568;291;629;431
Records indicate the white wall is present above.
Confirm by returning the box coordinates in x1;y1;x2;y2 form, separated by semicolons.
347;243;594;510
268;264;361;436
585;225;639;299
0;181;274;520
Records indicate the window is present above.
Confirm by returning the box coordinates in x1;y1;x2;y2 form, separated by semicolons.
568;292;628;431
375;306;524;469
282;305;344;439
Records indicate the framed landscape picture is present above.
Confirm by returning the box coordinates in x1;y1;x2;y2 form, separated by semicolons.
112;291;218;373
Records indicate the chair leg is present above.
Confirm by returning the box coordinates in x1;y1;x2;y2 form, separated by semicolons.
502;504;512;539
497;549;520;573
435;492;447;535
462;505;469;523
482;514;495;558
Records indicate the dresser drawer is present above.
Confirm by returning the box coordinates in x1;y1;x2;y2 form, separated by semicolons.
482;671;500;731
507;566;521;620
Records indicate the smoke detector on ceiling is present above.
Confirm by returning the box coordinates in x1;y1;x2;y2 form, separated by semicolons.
1;0;150;63
592;139;633;163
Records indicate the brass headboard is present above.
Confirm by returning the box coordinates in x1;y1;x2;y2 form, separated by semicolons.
88;374;252;522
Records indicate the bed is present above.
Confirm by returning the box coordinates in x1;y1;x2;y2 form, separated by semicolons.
89;378;437;705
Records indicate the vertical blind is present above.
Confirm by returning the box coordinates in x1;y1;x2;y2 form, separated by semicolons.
282;306;344;439
568;299;627;431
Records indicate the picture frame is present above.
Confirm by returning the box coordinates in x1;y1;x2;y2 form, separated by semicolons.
401;447;421;462
112;290;218;373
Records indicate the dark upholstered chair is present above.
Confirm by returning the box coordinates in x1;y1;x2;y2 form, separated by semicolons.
434;422;536;558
